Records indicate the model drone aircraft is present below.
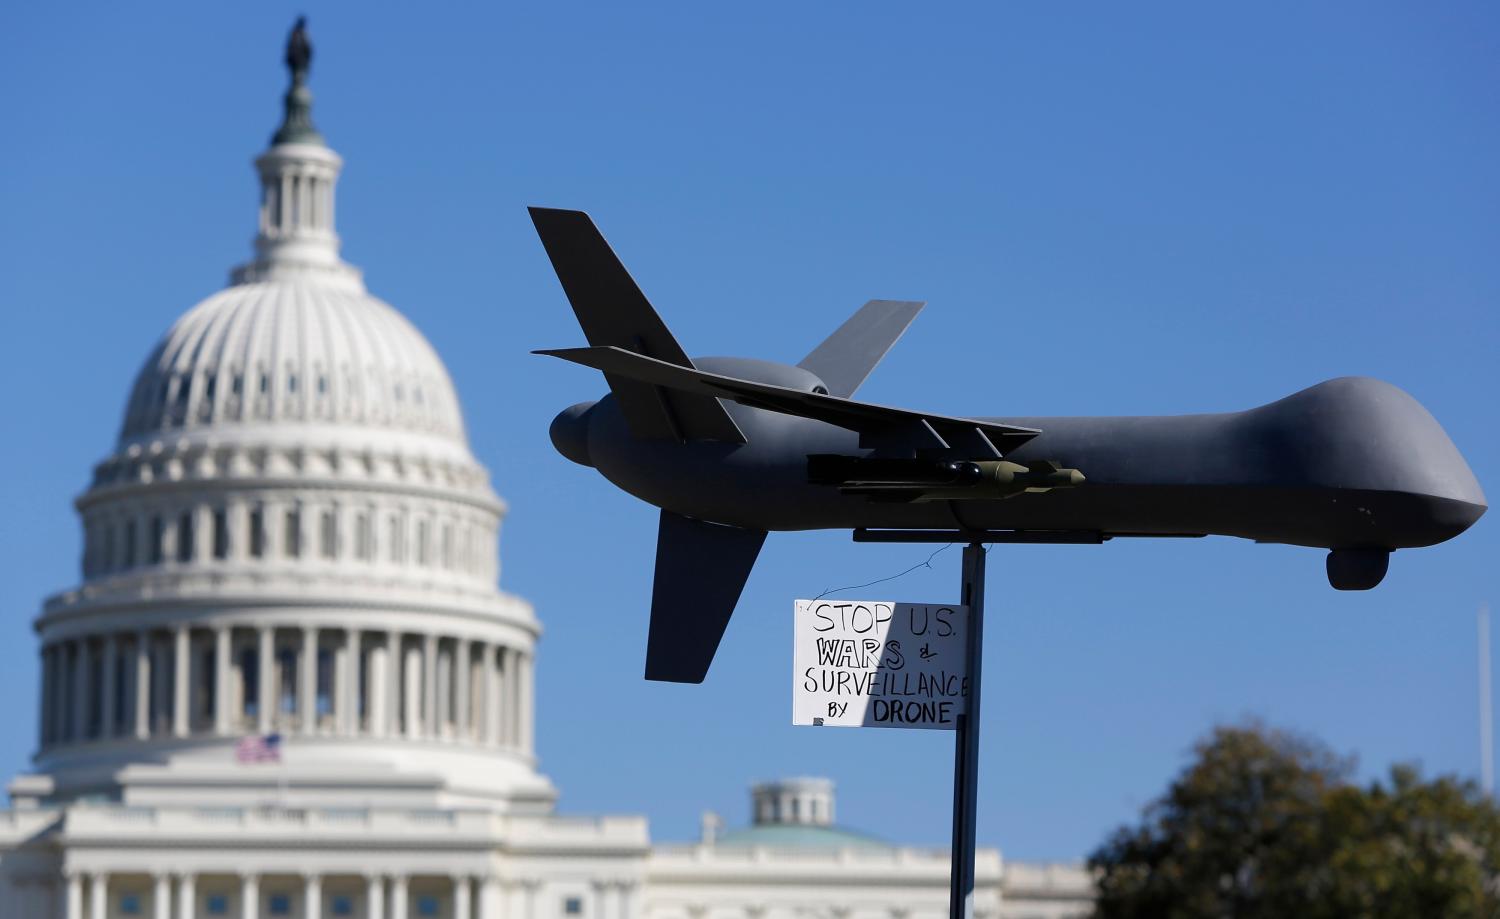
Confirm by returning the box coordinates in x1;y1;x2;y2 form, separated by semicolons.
530;207;1486;683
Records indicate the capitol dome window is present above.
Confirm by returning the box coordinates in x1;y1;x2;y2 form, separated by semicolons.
123;519;137;568
416;519;430;566
177;512;194;562
249;507;266;558
320;509;338;558
389;514;405;563
355;511;373;560
241;647;260;717
285;509;302;557
213;508;229;559
148;516;163;565
278;648;297;714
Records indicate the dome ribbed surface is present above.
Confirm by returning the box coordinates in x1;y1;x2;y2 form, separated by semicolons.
119;281;466;446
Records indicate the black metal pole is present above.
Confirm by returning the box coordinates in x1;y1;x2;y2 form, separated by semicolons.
949;542;986;919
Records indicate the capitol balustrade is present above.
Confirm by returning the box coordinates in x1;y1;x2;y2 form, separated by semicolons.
649;843;998;877
35;623;534;756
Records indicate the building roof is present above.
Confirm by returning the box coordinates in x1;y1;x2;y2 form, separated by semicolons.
714;822;892;851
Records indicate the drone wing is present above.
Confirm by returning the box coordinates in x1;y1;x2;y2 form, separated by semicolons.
535;345;1040;456
529;207;745;444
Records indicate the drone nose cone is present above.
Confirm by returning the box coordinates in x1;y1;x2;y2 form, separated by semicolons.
550;401;597;467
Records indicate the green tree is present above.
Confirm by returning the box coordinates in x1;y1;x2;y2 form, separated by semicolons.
1090;723;1500;919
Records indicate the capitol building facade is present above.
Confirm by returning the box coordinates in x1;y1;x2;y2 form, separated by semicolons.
0;27;1091;919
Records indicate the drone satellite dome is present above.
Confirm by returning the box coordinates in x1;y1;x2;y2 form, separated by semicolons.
1326;548;1392;591
527;207;1486;683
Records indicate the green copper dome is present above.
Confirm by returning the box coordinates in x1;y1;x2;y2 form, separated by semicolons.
713;823;892;850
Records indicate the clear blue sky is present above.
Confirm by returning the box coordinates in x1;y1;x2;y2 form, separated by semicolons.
2;3;1497;861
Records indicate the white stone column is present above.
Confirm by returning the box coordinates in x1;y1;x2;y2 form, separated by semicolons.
153;873;171;919
423;634;438;738
453;876;471;919
518;651;534;755
478;877;502;919
304;873;322;919
50;644;68;744
177;873;195;919
488;646;503;746
88;873;107;919
257;627;275;734
348;628;363;735
64;872;81;919
100;635;118;739
404;643;422;739
214;626;232;734
40;645;54;747
618;881;637;919
365;875;385;919
522;879;541;919
172;625;190;737
240;874;258;919
388;633;404;737
369;641;388;738
390;875;408;919
436;642;452;737
135;630;152;739
502;647;517;747
337;628;358;734
72;639;91;742
301;626;319;734
591;881;608;919
195;503;214;561
455;639;471;741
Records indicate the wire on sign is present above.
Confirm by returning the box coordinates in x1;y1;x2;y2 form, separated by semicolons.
812;543;954;601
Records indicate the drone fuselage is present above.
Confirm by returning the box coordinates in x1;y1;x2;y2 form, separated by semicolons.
558;373;1485;552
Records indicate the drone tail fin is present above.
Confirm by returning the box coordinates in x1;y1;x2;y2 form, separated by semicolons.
529;207;744;444
645;510;767;683
798;300;925;398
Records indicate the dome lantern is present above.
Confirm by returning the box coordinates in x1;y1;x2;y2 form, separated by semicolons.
233;17;357;290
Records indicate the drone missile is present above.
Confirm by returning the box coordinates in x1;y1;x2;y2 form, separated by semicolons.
808;455;1085;502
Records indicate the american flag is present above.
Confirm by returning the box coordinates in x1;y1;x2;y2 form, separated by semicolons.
235;733;282;763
